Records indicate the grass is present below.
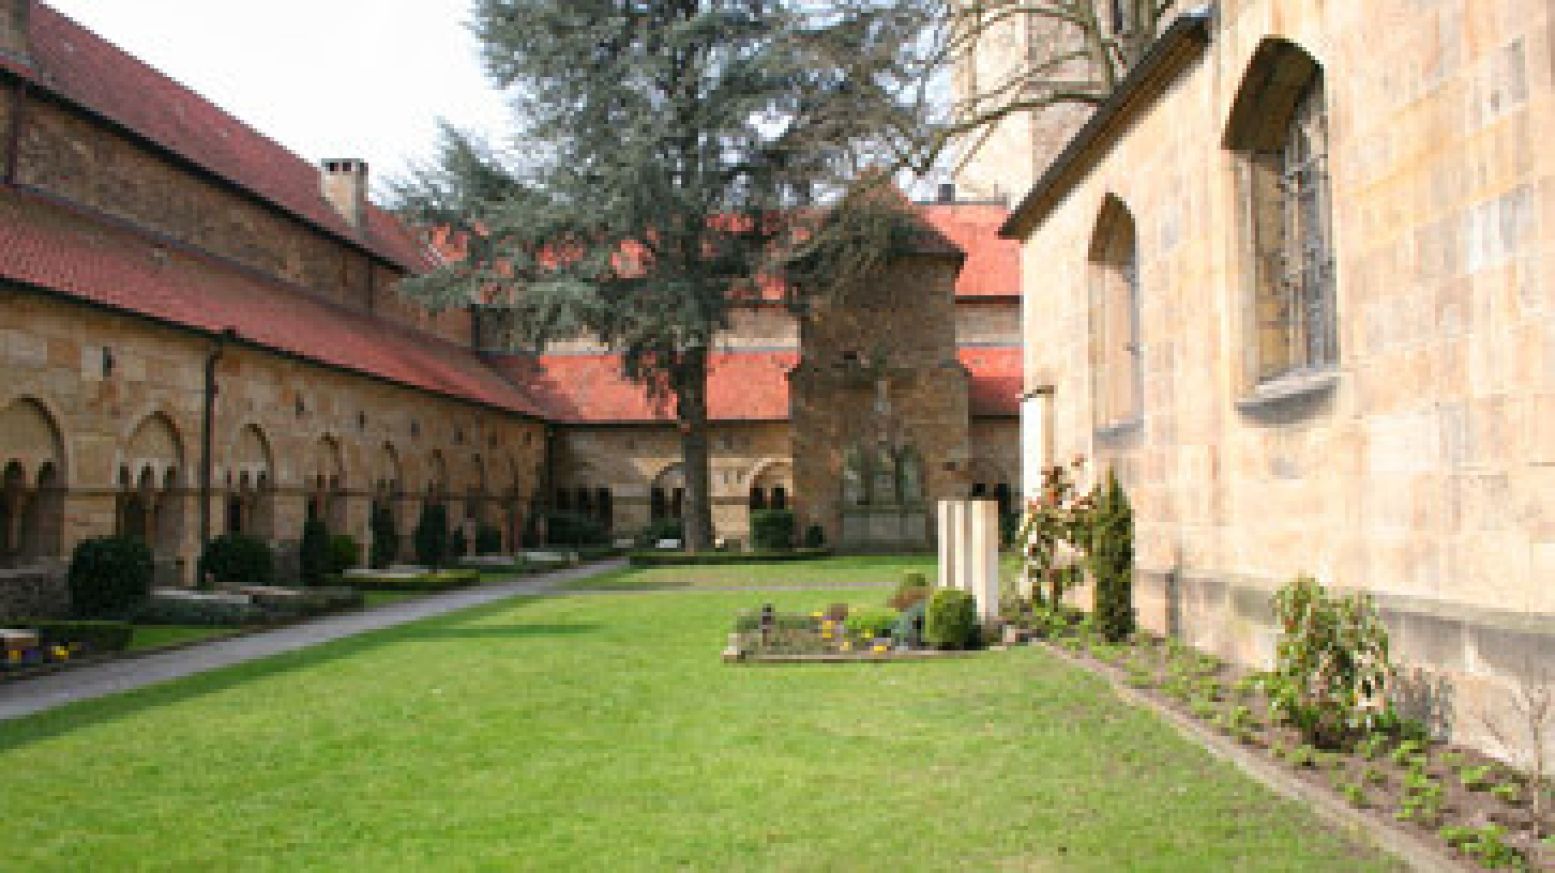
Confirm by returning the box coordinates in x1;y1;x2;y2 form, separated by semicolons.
0;585;1394;871
560;553;939;590
126;625;236;651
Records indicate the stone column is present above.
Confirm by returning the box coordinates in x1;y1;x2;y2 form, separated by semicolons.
968;499;1000;622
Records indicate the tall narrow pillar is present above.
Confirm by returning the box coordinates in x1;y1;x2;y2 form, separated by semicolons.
968;499;1000;621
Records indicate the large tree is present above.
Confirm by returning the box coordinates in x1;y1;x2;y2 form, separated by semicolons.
394;1;932;551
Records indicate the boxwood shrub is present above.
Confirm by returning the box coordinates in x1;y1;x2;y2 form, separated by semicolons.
475;524;503;556
749;509;796;551
199;534;273;587
327;534;359;575
67;536;154;618
627;548;831;568
28;619;134;653
924;588;979;650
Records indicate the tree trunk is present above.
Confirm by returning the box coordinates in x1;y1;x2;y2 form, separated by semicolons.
676;347;715;553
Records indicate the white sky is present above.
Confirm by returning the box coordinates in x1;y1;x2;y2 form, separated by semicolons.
46;0;513;192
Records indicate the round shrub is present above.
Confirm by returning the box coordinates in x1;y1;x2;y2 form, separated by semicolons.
475;523;503;556
449;526;469;560
750;509;796;551
199;534;274;587
636;517;684;547
327;534;359;575
414;503;450;568
803;523;825;549
924;588;979;650
546;511;607;546
68;536;153;618
298;518;330;586
370;505;399;569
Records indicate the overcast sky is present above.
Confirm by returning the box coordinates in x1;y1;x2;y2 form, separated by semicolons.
47;0;512;191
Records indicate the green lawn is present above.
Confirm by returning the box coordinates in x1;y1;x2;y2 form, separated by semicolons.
127;625;237;651
560;553;940;590
0;586;1393;870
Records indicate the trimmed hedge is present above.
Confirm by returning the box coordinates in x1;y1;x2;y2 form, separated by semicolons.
802;524;825;549
370;504;398;569
27;619;134;653
342;569;480;592
414;503;450;568
749;509;796;551
475;524;503;556
627;548;831;568
924;588;979;650
199;534;273;587
133;596;267;627
67;536;154;618
547;511;608;546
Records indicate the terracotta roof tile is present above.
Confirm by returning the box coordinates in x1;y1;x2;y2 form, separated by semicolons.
26;4;433;272
491;351;797;424
958;346;1022;417
919;203;1021;297
0;191;542;417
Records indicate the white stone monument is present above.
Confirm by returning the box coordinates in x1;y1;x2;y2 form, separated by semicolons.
936;498;1000;622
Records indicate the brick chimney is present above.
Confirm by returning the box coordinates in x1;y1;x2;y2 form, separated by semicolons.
0;0;32;65
320;158;369;229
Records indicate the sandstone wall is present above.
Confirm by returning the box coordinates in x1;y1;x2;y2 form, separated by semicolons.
0;285;545;598
1017;0;1555;754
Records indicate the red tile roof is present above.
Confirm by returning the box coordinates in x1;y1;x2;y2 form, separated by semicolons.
23;4;433;273
492;351;798;423
918;203;1021;297
0;191;543;417
959;346;1022;417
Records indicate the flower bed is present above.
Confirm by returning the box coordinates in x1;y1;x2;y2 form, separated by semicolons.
1010;612;1553;871
724;584;981;663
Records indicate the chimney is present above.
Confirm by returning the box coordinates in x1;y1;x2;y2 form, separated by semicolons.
0;0;32;65
937;182;957;204
320;158;369;229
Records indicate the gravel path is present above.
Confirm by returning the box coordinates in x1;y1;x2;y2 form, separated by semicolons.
0;559;624;722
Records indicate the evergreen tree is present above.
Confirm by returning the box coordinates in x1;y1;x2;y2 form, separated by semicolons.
299;517;330;587
394;1;931;550
1089;469;1134;642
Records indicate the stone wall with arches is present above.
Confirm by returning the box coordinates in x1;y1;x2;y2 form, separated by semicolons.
0;289;546;611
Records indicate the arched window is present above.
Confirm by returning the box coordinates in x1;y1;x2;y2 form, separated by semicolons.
650;487;667;521
770;486;787;511
1225;40;1336;386
1089;196;1142;430
749;487;767;511
575;487;593;519
970;482;988;498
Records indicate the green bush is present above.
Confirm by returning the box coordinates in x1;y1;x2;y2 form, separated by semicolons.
475;524;503;556
547;511;608;546
299;518;330;586
1089;470;1134;643
28;619;133;653
803;524;825;549
67;536;154;618
414;503;450;568
845;607;898;640
449;526;469;560
627;548;831;568
1270;574;1393;748
133;595;266;627
749;509;796;551
370;504;398;569
327;534;359;575
923;588;979;650
342;569;480;592
637;517;684;547
199;534;274;587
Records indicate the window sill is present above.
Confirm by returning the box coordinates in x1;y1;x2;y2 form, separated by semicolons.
1093;418;1143;441
1235;368;1338;412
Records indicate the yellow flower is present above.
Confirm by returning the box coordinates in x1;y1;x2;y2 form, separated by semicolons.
840;641;852;652
6;650;20;664
52;645;70;661
810;611;823;619
872;643;889;654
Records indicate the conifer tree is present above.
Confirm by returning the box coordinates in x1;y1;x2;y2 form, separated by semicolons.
394;1;931;550
1090;469;1134;642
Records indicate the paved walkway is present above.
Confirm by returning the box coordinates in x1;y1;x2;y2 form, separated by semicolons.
0;559;624;722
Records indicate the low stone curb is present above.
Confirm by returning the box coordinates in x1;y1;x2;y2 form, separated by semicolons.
1037;643;1467;873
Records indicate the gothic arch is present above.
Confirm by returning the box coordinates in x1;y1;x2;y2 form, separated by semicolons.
1223;38;1325;152
1088;194;1142;429
123;411;185;487
0;397;67;564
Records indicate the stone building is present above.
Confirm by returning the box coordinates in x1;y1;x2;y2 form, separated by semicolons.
0;2;1023;616
997;0;1555;752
